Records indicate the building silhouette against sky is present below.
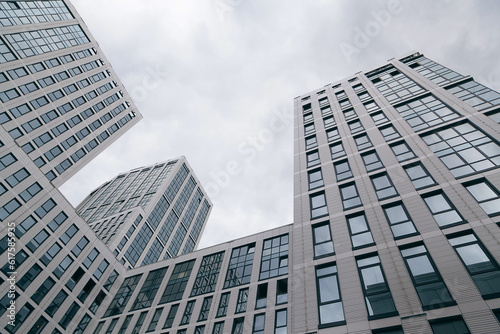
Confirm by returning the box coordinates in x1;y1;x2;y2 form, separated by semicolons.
1;1;500;333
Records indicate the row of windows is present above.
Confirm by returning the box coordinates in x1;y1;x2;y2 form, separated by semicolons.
314;232;500;327
0;0;73;27
98;278;287;334
105;236;288;317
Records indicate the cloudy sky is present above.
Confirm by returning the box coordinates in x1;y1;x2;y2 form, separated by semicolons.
61;0;500;249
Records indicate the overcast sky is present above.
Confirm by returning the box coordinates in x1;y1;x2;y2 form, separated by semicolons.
60;0;500;249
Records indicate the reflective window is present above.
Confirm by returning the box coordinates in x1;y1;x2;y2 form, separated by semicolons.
447;80;500;111
276;279;288;305
252;313;265;334
403;55;465;86
180;300;195;325
305;135;317;150
216;292;230;317
315;263;345;326
198;296;212;321
404;163;436;189
371;173;398;200
463;179;500;216
400;244;455;310
159;260;195;304
131;267;169;311
421;122;500;178
235;288;249;313
224;244;254;288
307;150;320;168
340;182;362;210
371;111;389;125
343;108;357;120
330;141;346;160
348;119;364;134
274;309;287;334
191;251;224;296
104;274;143;317
334;159;353;181
395;95;460;131
390;141;416;162
364;100;380;112
448;232;500;299
362;150;384;172
304;123;315;135
326;127;340;142
356;255;398;319
310;192;328;219
308;168;324;190
231;317;244;334
346;212;375;249
312;222;334;258
382;202;418;239
379;124;401;142
255;283;268;309
324;116;336;128
259;234;288;280
354;133;373;151
162;304;179;329
422;192;465;228
368;66;425;104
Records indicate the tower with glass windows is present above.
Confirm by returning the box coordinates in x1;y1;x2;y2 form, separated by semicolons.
292;51;500;333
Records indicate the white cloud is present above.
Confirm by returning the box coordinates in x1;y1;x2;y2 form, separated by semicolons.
62;0;500;249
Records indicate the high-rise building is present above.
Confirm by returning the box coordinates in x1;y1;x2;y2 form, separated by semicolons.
76;158;212;268
1;1;500;333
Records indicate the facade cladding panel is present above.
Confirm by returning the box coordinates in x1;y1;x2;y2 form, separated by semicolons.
0;1;499;332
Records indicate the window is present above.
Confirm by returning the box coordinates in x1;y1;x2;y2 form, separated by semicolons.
0;88;20;102
0;198;21;221
47;211;67;232
38;76;55;88
30;96;49;109
422;191;465;228
198;296;213;321
302;103;311;112
93;260;109;280
31;277;55;304
462;179;500;217
41;109;58;123
429;316;471;334
371;111;389;125
312;222;334;257
362;150;384;172
71;237;89;257
78;279;96;302
304;123;315;135
343;108;357;120
276;279;288;304
308;168;324;189
235;288;249;313
131;267;169;310
347;212;375;249
60;224;78;244
117;315;133;334
305;135;317;150
104;273;143;317
395;95;460;131
446;79;500;111
333;159;352;182
259;234;288;280
390;141;416;162
330;141;346;160
89;291;106;314
371;173;398;200
19;81;39;95
18;263;42;291
46;290;68;316
315;263;345;327
191;251;224;296
368;66;426;103
421;122;500;177
310;192;328;219
306;150;320;168
66;267;84;291
131;311;148;334
146;308;163;332
303;112;313;123
26;229;48;252
382;202;418;238
224;243;255;288
356;255;398;319
194;326;205;334
404;163;436;189
232;317;244;334
212;322;224;334
7;67;28;79
348;119;364;134
163;304;179;329
6;167;30;187
255;283;268;309
321;105;332;116
400;243;455;310
275;309;287;334
216;292;230;317
364;100;380;112
319;96;329;106
159;260;195;303
326;127;340;142
448;232;500;299
180;300;195;325
21;118;42;133
323;116;335;128
253;313;265;334
5;302;34;333
340;182;362;210
105;319;118;334
20;182;42;202
379;124;401;141
354;133;373;151
372;326;404;334
40;243;61;266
